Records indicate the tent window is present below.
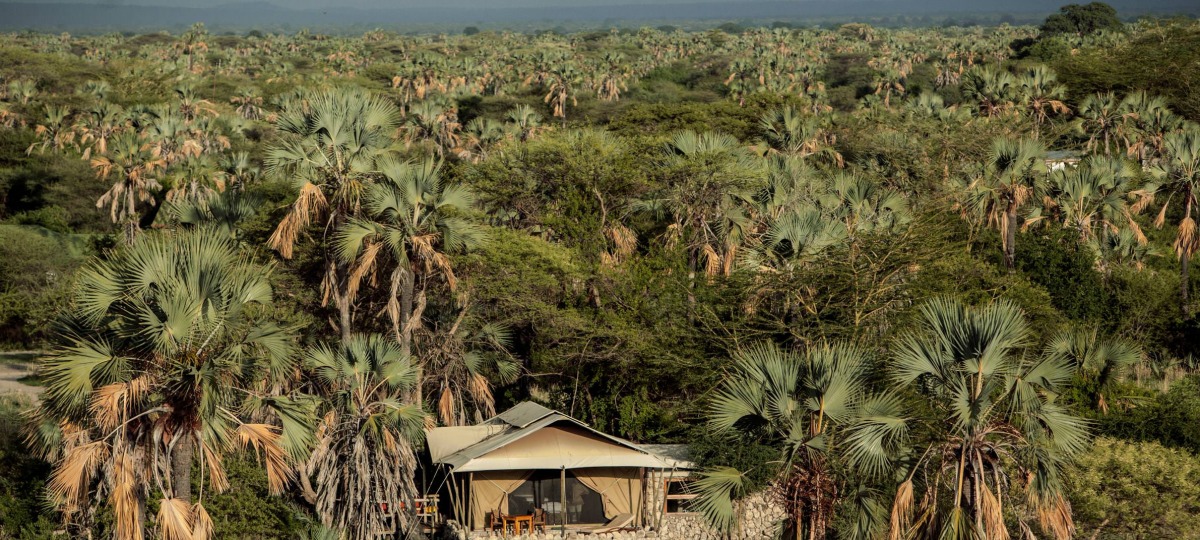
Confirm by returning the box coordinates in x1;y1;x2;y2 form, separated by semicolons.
507;471;606;524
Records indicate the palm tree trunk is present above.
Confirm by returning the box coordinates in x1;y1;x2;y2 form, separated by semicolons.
399;267;415;358
1183;197;1194;314
171;435;194;502
1182;254;1191;314
1004;203;1018;270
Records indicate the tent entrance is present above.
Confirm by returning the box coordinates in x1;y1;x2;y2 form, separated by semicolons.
507;470;606;525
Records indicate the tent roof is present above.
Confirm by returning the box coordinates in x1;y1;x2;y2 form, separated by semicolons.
427;402;688;472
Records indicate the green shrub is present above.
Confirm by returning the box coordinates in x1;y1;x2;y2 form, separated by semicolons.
1067;437;1200;540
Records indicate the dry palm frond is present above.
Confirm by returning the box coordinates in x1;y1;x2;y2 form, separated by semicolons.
438;387;456;426
702;244;722;277
1034;493;1074;540
192;502;214;540
431;252;458;291
48;440;109;510
606;223;638;259
199;440;230;493
236;423;293;493
467;373;493;417
111;449;144;540
157;497;194;540
346;240;382;302
1154;199;1170;229
1174;217;1197;258
269;182;327;258
888;479;914;540
979;485;1009;540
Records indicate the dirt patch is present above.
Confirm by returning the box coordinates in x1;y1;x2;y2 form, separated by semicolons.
0;353;43;399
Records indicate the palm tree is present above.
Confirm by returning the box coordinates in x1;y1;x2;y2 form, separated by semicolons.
1154;128;1200;312
697;341;880;540
76;101;125;159
30;230;297;540
542;65;580;128
817;173;911;246
230;87;265;120
164;188;261;241
1119;91;1181;166
334;157;486;361
417;304;520;426
757;106;844;167
847;298;1089;540
300;335;426;540
505;104;543;141
957;137;1047;269
1016;66;1069;139
655;130;764;281
1045;328;1143;414
26;104;76;154
961;65;1016;118
266;88;401;340
1042;155;1152;247
92;132;167;243
1077;92;1123;156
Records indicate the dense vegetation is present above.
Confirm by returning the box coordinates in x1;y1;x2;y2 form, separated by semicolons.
1;5;1199;539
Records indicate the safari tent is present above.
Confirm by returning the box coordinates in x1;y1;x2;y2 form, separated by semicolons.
426;402;689;531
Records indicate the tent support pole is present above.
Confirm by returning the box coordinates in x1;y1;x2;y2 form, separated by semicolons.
560;466;567;537
468;472;475;532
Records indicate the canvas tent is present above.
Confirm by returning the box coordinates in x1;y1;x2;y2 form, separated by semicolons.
427;402;688;530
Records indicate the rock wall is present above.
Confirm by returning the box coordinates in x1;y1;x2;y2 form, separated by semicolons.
458;492;785;540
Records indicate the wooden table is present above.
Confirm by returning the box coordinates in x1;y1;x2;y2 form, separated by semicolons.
505;514;533;535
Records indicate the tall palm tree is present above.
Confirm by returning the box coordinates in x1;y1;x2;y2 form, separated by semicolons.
30;230;297;540
698;341;881;540
1118;91;1180;165
961;65;1017;118
266;88;401;340
847;298;1089;540
1077;92;1123;156
1016;66;1069;139
958;137;1047;269
1154;128;1200;312
757;106;844;167
417;304;520;426
334;157;486;360
300;335;426;540
654;130;764;283
1042;155;1152;247
92;132;167;243
1045;328;1143;414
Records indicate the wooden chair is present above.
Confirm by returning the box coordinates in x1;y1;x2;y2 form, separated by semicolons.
487;509;508;536
531;507;548;533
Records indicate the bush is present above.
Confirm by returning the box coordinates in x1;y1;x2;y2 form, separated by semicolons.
1067;437;1200;539
1098;376;1200;454
0;396;56;539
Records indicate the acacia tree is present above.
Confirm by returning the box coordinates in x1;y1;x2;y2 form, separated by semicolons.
847;298;1090;540
266;88;401;340
30;230;297;540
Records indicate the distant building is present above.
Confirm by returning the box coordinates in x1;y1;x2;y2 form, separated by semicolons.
1045;150;1083;171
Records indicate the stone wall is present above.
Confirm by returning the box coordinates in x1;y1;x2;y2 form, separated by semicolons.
455;491;785;540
